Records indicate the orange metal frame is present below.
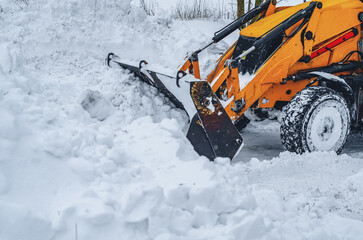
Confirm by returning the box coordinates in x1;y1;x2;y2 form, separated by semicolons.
178;0;363;123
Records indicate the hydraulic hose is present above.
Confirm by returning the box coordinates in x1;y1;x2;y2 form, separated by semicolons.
212;0;271;43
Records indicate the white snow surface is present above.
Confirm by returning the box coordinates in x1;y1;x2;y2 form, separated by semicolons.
0;1;362;240
131;0;307;16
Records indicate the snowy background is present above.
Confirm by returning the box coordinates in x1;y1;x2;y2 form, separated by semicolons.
0;0;363;239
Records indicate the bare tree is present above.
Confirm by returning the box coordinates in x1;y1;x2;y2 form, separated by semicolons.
237;0;244;18
248;0;252;12
255;0;263;7
140;0;156;16
173;0;212;20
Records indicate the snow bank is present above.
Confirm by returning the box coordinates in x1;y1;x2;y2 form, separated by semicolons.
0;201;54;240
0;0;362;240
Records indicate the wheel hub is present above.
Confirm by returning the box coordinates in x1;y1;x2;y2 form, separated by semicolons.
317;116;335;142
306;99;349;152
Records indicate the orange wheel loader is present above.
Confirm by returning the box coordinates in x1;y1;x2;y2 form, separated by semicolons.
107;0;363;160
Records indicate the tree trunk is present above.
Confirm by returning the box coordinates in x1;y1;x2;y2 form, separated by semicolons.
248;0;252;11
250;0;264;23
255;0;263;7
237;0;244;18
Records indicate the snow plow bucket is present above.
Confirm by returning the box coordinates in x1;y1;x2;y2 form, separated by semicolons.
106;53;243;160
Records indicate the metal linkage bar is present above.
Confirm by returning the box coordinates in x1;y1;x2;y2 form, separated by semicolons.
212;0;272;43
237;2;318;60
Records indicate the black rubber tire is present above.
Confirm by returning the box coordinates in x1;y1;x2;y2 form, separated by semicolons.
234;115;250;132
280;86;351;154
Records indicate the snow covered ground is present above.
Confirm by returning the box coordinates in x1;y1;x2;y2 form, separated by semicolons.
131;0;306;18
0;0;362;240
238;120;363;161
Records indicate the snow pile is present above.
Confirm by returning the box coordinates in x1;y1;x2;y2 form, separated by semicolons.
81;90;115;121
243;152;363;239
0;43;20;74
0;0;362;240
